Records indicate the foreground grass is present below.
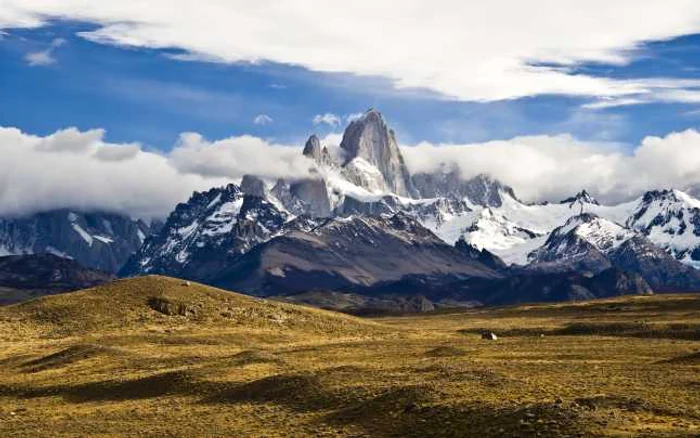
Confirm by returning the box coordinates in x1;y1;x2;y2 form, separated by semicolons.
0;278;698;437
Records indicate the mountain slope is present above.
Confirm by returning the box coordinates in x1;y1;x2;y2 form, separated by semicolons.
209;213;502;296
527;214;700;292
120;184;298;280
0;210;153;272
0;254;115;305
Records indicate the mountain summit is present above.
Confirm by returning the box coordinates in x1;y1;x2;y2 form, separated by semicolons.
339;109;417;197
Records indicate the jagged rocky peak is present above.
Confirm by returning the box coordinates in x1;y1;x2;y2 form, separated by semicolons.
339;109;416;197
561;189;600;207
303;134;322;158
240;174;267;198
639;188;700;206
455;237;507;271
464;174;519;207
302;134;333;166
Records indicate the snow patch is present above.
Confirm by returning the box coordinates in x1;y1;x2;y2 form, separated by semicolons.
71;223;94;246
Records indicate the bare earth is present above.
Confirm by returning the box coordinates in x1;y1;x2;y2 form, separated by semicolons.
0;276;698;437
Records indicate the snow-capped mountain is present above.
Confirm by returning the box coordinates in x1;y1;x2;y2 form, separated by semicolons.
122;108;700;300
339;109;417;197
526;214;700;292
626;189;700;267
0;210;153;273
529;213;635;265
119;183;310;280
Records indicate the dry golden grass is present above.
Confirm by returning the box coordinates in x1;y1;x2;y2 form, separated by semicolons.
0;277;699;437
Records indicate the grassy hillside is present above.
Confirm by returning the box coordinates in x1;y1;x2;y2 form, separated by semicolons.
0;278;699;437
0;275;384;339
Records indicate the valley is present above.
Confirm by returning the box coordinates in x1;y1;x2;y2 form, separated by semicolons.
0;276;698;437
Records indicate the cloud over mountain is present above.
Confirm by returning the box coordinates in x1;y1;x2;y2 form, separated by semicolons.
401;130;700;203
0;127;311;219
3;120;700;220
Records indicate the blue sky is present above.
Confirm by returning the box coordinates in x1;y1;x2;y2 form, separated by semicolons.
3;19;700;151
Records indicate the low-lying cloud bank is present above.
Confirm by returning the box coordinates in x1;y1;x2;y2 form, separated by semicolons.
0;127;311;219
2;125;700;219
401;130;700;203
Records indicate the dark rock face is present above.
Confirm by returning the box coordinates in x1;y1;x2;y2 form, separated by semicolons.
412;170;519;207
272;178;332;218
0;254;115;304
609;236;700;293
240;175;267;198
210;213;502;296
0;210;153;273
339;110;417;197
455;238;507;271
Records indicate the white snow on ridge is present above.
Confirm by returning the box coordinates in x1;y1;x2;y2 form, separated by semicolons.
562;216;635;253
45;246;73;259
71;223;94;246
426;191;641;266
93;235;114;244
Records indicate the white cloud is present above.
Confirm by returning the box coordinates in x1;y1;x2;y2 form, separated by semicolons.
169;133;312;180
4;123;700;219
0;126;313;219
5;1;700;101
24;37;65;66
402;130;700;203
253;114;273;125
93;143;141;161
313;113;341;128
345;113;364;123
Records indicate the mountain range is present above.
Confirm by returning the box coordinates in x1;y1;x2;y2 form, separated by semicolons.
3;109;700;310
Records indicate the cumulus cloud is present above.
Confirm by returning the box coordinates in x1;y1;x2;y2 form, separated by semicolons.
169;133;312;180
402;131;700;203
24;37;65;66
34;127;104;153
5;1;700;101
253;114;273;125
312;113;341;128
93;143;141;162
3;122;700;219
0;126;313;219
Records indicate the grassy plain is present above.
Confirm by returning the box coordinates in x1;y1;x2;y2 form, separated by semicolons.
0;276;698;437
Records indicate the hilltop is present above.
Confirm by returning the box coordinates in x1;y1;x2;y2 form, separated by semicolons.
0;275;383;339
